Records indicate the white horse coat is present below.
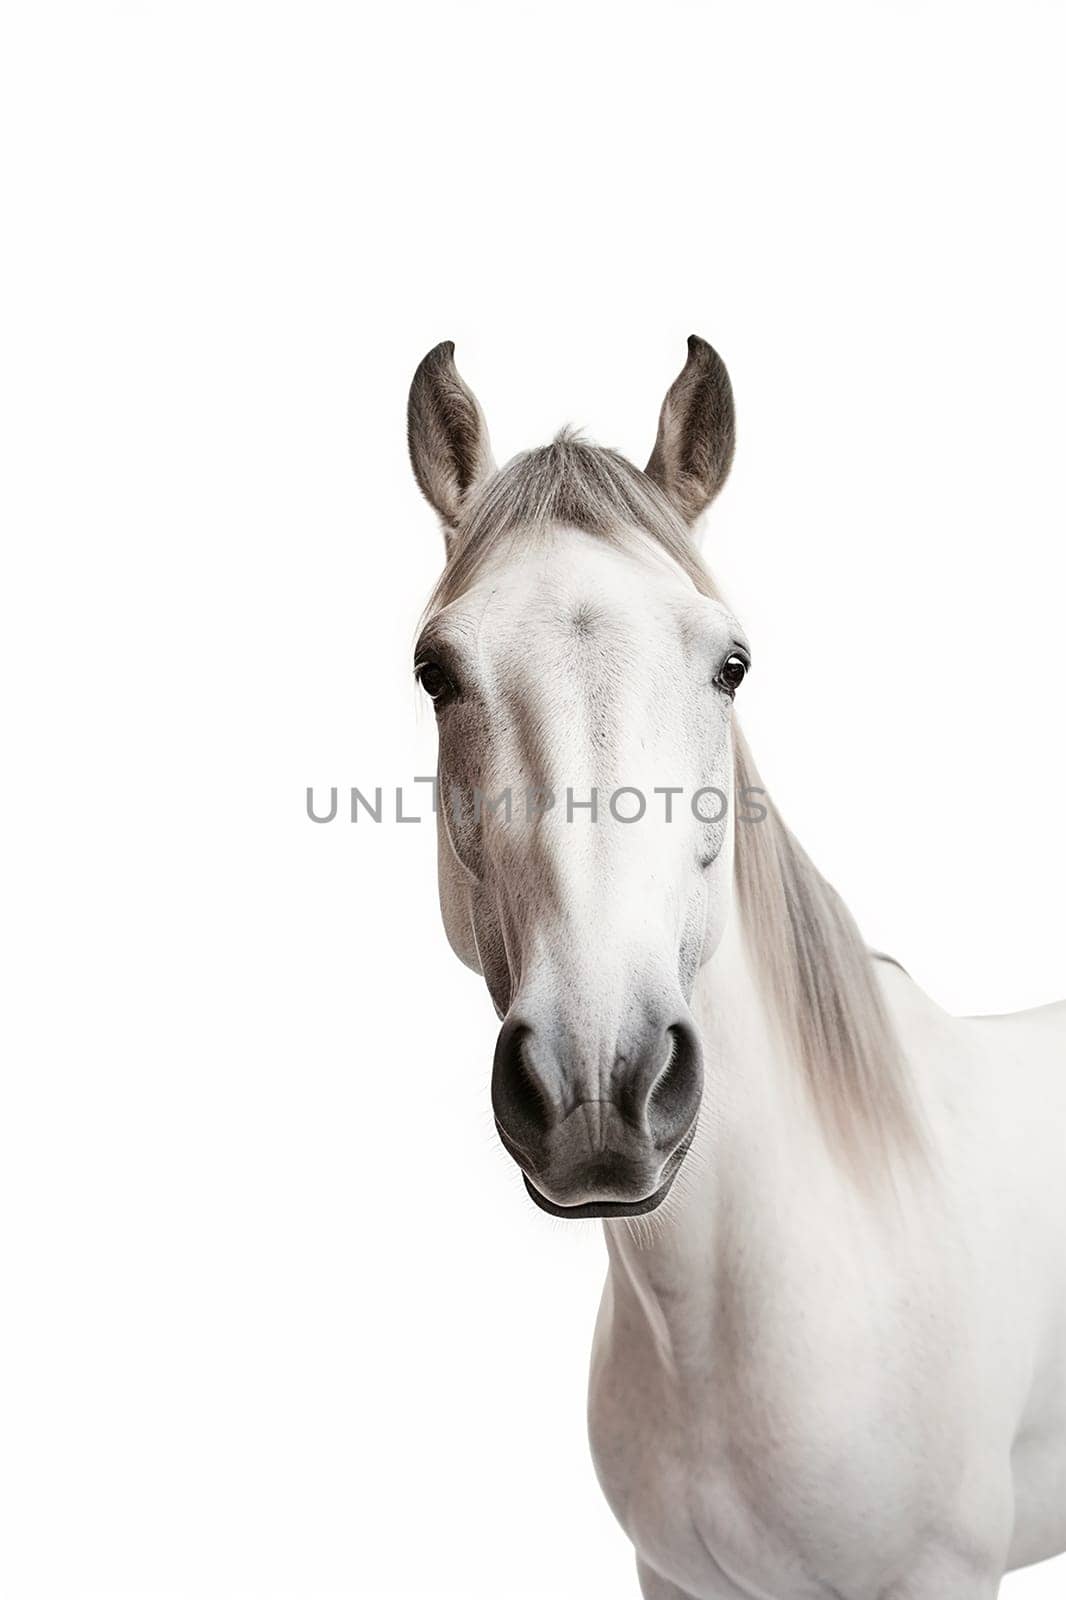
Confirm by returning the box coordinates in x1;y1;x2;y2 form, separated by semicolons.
592;938;1066;1598
406;337;1066;1598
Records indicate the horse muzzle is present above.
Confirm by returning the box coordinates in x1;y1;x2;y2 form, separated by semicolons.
491;1009;703;1218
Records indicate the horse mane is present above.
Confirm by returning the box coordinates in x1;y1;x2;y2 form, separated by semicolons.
731;730;924;1177
424;431;924;1178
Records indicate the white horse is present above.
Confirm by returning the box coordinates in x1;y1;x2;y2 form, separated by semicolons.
406;337;1066;1599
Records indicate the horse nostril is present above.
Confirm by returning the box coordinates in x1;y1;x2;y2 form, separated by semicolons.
646;1022;703;1149
509;1038;549;1128
492;1020;554;1150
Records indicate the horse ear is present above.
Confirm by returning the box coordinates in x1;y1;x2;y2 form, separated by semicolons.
407;341;495;543
645;335;735;526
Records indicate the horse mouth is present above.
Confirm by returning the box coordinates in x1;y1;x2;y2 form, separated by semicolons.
519;1123;697;1220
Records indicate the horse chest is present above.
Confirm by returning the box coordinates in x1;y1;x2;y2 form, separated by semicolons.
588;1311;921;1599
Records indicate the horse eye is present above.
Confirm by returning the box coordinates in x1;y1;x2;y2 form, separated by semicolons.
716;653;749;694
416;661;452;701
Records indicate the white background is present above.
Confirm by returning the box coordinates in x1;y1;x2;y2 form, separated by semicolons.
2;3;1064;1596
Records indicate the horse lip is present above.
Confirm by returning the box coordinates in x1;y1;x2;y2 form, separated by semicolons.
520;1122;697;1220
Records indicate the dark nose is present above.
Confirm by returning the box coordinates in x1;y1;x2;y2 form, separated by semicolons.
491;1011;703;1211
